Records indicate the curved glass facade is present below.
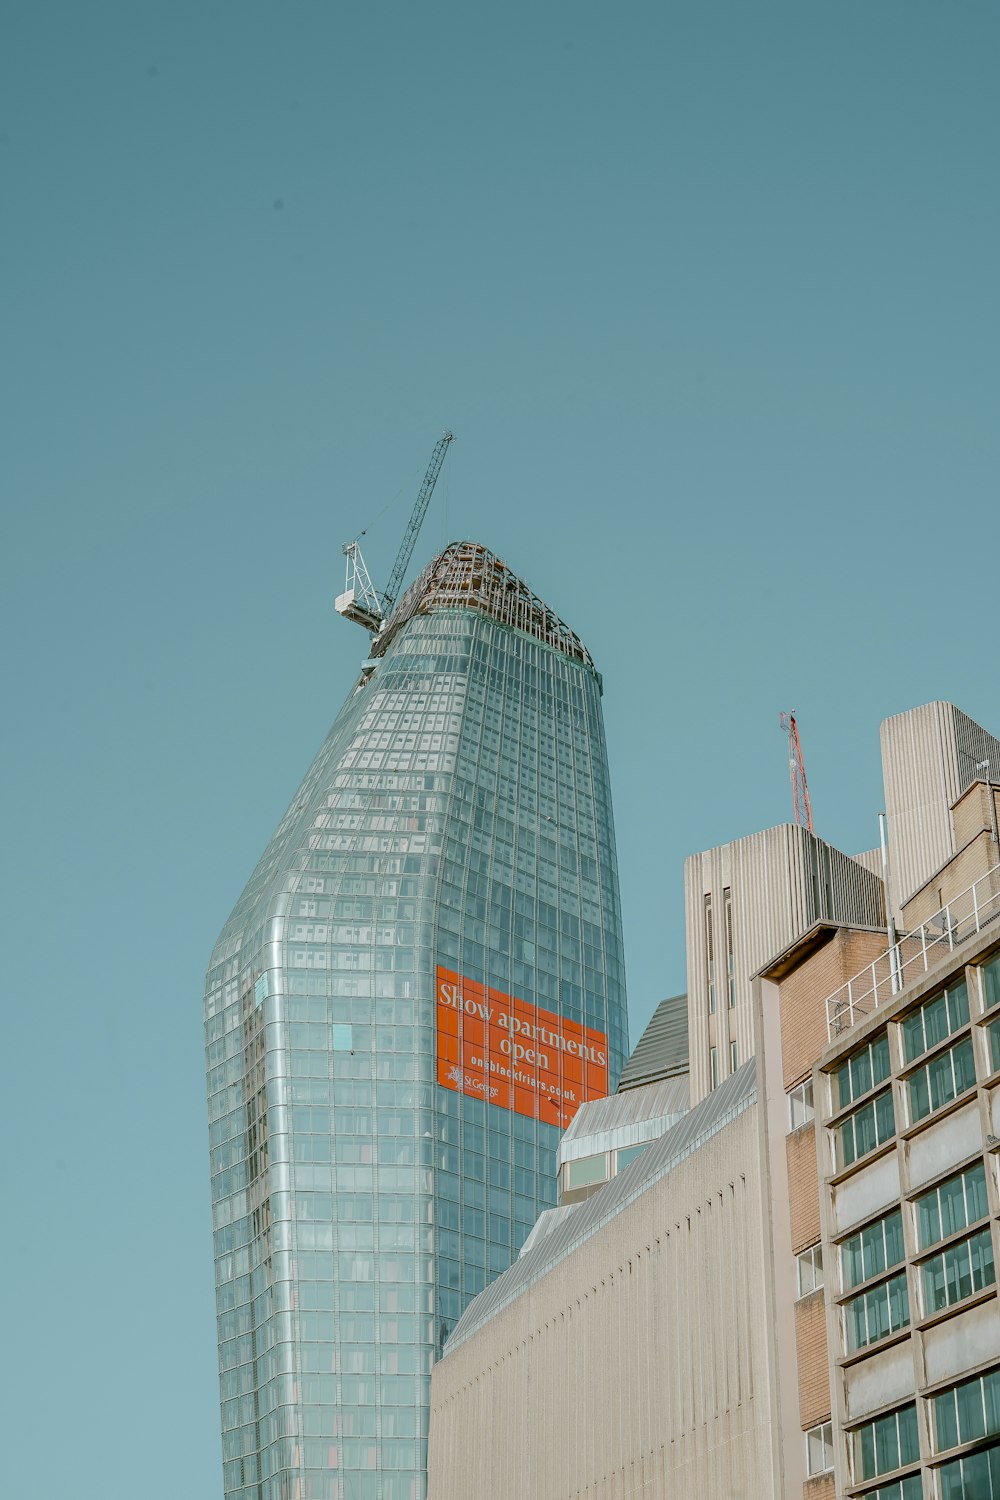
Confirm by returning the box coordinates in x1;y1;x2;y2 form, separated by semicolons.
204;543;628;1500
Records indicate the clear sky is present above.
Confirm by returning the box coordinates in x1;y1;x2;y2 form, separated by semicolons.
2;2;998;1493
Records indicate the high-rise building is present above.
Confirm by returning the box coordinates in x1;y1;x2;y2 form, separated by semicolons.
204;541;628;1500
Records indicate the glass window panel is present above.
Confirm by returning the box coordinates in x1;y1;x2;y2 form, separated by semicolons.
884;1209;905;1268
983;955;1000;1012
908;1068;930;1123
935;1387;960;1452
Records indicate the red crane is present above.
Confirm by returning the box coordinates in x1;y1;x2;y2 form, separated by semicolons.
779;711;814;833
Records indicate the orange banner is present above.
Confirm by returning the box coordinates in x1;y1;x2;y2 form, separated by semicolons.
436;966;609;1125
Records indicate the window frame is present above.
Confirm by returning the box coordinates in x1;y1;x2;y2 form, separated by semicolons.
919;1223;996;1317
905;1033;977;1126
806;1420;834;1477
797;1244;824;1299
840;1208;905;1293
788;1079;815;1133
900;977;970;1065
834;1087;895;1170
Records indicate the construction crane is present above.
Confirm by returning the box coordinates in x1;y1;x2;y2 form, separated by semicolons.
779;711;814;833
335;431;454;635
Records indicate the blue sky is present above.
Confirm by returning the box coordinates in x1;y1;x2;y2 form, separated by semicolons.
3;3;998;1493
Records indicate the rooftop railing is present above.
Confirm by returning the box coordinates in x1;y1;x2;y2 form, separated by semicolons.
826;861;1000;1042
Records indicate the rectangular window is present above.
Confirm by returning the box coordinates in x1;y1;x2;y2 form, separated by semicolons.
921;1225;996;1315
836;1089;895;1169
730;1040;738;1072
980;954;1000;1013
788;1079;814;1132
987;1014;1000;1076
806;1421;833;1476
797;1244;824;1297
564;1154;608;1190
835;1032;892;1110
844;1270;910;1352
724;888;735;1009
615;1142;652;1173
907;1035;976;1124
915;1161;989;1252
853;1403;919;1482
933;1364;1000;1452
937;1438;1000;1498
856;1479;922;1500
841;1209;905;1292
705;895;716;1014
901;979;970;1063
710;1046;719;1089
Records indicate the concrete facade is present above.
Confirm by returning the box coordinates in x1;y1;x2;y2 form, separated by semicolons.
428;1069;781;1500
426;705;1000;1500
881;701;1000;914
685;824;884;1105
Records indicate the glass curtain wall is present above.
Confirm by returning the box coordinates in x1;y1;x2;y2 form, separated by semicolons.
204;545;628;1500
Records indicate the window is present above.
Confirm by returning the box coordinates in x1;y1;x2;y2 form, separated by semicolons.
844;1271;909;1352
705;895;715;1014
730;1040;738;1071
724;888;735;1009
853;1403;919;1482
856;1479;922;1500
797;1245;824;1297
921;1225;995;1314
615;1142;651;1173
710;1047;719;1089
934;1365;1000;1452
986;1015;1000;1076
841;1210;905;1291
980;953;1000;1013
901;979;970;1063
836;1089;895;1168
915;1161;989;1252
564;1154;607;1190
806;1421;833;1476
937;1439;1000;1498
788;1079;814;1132
835;1033;891;1110
906;1035;976;1123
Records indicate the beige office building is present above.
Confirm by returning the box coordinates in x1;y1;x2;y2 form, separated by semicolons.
427;703;1000;1500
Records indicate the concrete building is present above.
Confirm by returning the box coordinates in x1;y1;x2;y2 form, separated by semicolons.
428;1064;776;1500
881;702;1000;917
427;702;1000;1500
686;824;884;1104
204;542;629;1500
557;994;690;1208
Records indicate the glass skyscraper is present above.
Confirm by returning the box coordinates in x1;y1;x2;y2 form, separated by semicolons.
204;541;628;1500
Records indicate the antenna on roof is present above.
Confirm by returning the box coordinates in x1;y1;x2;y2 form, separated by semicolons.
779;711;814;833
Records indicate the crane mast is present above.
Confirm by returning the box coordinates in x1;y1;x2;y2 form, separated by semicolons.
381;431;454;618
335;431;454;636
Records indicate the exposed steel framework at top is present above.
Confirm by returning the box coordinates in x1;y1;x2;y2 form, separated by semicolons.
373;541;597;671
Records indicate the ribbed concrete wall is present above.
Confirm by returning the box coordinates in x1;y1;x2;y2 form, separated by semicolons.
427;1101;779;1500
685;825;883;1105
881;701;1000;913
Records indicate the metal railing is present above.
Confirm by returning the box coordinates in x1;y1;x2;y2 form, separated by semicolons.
826;862;1000;1041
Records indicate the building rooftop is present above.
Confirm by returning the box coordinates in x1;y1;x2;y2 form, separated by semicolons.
617;993;688;1090
443;1058;757;1355
558;1075;690;1162
372;540;597;672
